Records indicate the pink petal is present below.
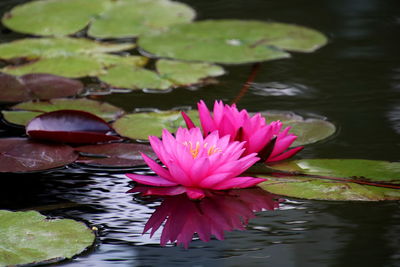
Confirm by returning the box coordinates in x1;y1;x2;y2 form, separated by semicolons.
269;135;297;158
190;157;210;184
148;136;168;165
246;126;273;154
267;146;304;162
198;100;215;135
125;173;178;186
212;100;225;126
212;177;266;190
141;153;172;180
186;187;206;199
167;163;192;186
199;172;231;188
181;111;196;129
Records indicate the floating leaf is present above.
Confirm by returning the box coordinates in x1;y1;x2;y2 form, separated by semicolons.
0;37;141;78
2;0;195;38
0;210;95;266
0;73;30;102
0;37;135;60
0;138;78;172
99;65;172;90
99;60;224;90
22;73;84;100
256;159;400;201
138;20;327;64
2;98;124;126
156;59;225;85
260;111;336;146
75;143;156;167
2;55;107;78
2;0;109;36
0;73;84;102
88;0;196;38
26;110;121;144
113;110;199;140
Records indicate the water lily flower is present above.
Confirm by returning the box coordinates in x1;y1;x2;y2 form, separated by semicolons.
129;188;279;248
181;100;303;163
126;127;264;200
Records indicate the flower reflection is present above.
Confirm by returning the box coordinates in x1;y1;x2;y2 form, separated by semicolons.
129;187;280;248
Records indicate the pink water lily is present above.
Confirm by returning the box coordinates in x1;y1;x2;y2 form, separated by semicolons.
181;100;303;163
126;127;264;199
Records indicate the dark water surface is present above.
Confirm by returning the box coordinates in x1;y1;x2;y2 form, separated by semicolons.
1;0;400;266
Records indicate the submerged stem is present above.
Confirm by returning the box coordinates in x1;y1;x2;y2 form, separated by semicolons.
231;62;261;105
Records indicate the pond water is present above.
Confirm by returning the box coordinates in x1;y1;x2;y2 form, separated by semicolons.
1;0;400;266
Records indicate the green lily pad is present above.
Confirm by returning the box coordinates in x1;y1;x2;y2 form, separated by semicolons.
99;65;172;90
88;0;195;38
260;111;336;146
113;110;199;140
99;60;224;90
0;37;141;78
2;0;195;38
0;37;135;60
2;98;124;126
138;20;327;64
256;159;400;201
2;55;106;78
156;59;225;85
2;0;109;36
0;210;95;266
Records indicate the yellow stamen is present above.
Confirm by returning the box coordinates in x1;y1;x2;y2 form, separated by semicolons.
183;141;222;158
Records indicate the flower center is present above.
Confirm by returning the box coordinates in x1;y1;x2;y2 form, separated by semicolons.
183;141;222;158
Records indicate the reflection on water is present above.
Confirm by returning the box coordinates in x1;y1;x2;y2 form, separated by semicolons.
1;0;400;265
250;82;315;97
130;187;279;248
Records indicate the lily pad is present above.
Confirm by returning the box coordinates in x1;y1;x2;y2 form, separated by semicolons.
138;20;327;64
2;0;195;38
0;210;95;266
260;111;336;146
257;159;400;201
26;110;121;144
75;143;156;167
88;0;196;38
99;65;172;90
0;37;142;78
113;110;199;140
0;73;30;102
0;37;135;60
0;73;84;102
99;60;224;90
156;59;225;85
2;98;124;126
2;0;109;36
0;138;78;172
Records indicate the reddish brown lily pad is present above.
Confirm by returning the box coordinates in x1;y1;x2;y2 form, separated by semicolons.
75;143;156;167
26;110;121;144
0;73;30;102
0;73;83;102
21;73;84;100
0;138;78;172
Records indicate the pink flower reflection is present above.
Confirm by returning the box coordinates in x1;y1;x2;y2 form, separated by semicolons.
130;187;280;248
182;100;303;163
